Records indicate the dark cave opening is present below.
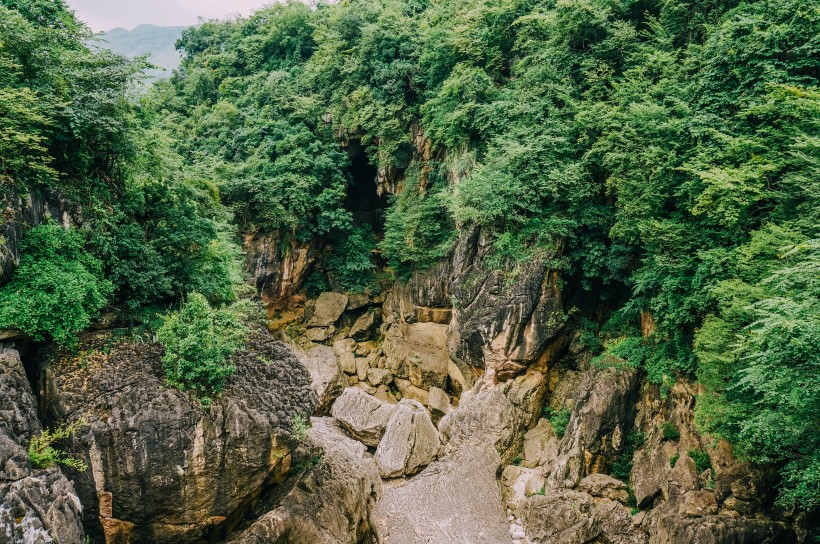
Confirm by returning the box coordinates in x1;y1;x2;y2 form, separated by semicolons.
344;140;385;236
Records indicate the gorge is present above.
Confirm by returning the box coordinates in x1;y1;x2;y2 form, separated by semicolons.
1;0;818;543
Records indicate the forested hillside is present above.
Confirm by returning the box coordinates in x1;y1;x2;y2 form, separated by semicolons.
147;0;819;512
1;0;818;525
94;24;186;80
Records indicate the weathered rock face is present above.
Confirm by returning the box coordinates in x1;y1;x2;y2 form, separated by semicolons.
653;514;796;544
0;349;85;544
447;227;565;379
295;345;346;415
38;332;317;544
330;388;396;447
244;230;323;310
229;418;381;544
440;371;547;465
373;443;510;544
548;366;641;487
374;399;440;478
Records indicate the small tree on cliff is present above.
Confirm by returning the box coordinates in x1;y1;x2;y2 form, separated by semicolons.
157;292;247;398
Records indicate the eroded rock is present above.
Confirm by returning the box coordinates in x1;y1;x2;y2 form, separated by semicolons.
39;332;316;544
374;399;439;478
0;349;85;544
373;443;509;544
229;418;381;544
331;388;396;447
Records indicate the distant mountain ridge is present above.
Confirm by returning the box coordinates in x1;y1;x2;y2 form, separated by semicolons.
93;24;187;81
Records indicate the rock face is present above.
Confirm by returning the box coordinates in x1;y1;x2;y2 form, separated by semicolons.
549;366;641;487
330;388;396;447
244;230;323;309
374;399;440;478
0;349;85;544
373;443;510;544
38;331;317;544
447;227;564;378
295;345;346;415
229;418;381;544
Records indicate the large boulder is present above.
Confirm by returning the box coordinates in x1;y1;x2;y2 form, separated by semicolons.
439;371;547;464
229;418;381;544
38;331;317;544
307;292;349;327
374;399;440;478
382;322;450;390
0;349;85;544
330;388;396;447
548;366;641;487
295;345;346;414
520;490;599;544
373;443;509;544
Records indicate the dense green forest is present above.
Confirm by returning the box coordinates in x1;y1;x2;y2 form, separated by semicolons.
0;0;818;513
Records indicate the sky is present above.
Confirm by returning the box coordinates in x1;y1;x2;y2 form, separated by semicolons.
66;0;274;32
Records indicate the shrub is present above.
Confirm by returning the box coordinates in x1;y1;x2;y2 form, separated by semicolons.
669;452;680;468
290;414;311;442
325;224;378;293
0;223;113;346
156;293;247;396
662;422;680;441
547;407;572;439
688;449;712;474
28;421;88;471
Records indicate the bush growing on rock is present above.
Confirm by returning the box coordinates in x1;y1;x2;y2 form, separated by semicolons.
28;420;88;471
157;293;248;396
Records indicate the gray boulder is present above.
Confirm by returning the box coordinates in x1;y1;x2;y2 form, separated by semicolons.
331;388;396;447
373;443;509;544
229;418;381;544
307;292;348;327
374;399;440;478
296;345;346;414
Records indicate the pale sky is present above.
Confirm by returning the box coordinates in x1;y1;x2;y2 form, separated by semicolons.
66;0;274;31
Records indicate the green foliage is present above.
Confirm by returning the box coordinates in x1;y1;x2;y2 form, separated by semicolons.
0;223;112;345
325;224;378;293
696;237;820;510
28;420;88;472
381;172;456;280
156;293;248;396
546;407;572;439
661;422;680;442
611;429;645;482
289;413;311;442
669;452;680;468
688;449;712;474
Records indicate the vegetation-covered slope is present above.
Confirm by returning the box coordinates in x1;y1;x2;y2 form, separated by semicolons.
148;0;820;511
1;0;818;514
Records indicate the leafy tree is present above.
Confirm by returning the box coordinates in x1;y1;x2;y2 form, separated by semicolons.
0;223;112;345
156;293;247;395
